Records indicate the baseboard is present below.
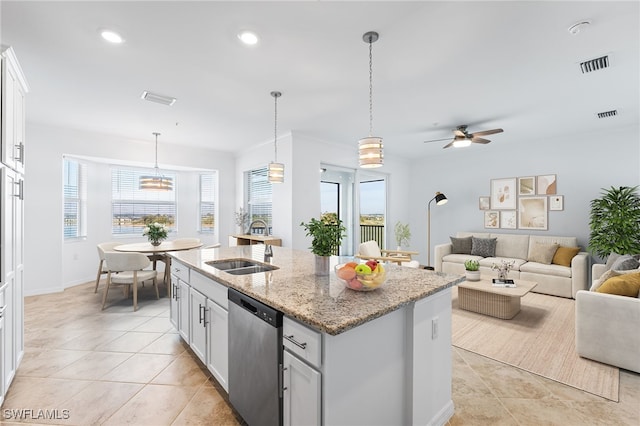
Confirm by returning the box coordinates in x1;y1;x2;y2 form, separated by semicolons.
428;399;455;426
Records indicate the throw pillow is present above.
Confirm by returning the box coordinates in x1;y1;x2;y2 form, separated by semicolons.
528;243;559;264
605;252;623;269
596;272;640;297
611;254;640;273
552;246;581;267
470;237;497;258
450;236;472;254
590;269;618;291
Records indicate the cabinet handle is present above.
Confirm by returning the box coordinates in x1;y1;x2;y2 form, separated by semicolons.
284;334;307;350
279;364;288;397
14;180;23;200
199;304;207;327
15;142;24;164
174;284;179;300
0;306;5;318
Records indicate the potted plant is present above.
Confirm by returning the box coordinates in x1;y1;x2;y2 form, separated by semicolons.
143;222;168;246
394;221;411;250
235;207;249;235
589;186;640;260
464;259;480;281
300;215;346;276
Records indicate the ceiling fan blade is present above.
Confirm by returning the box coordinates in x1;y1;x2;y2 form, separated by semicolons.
453;129;466;137
442;140;455;149
471;137;491;144
424;137;453;143
471;128;503;137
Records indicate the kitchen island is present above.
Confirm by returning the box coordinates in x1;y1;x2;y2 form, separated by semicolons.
170;245;463;426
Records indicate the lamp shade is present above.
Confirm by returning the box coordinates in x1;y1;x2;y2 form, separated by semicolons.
139;175;174;191
359;136;384;168
268;161;285;183
434;192;448;205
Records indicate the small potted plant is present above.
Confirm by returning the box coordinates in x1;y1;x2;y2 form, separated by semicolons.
464;259;481;281
300;215;346;276
143;222;168;246
394;221;411;250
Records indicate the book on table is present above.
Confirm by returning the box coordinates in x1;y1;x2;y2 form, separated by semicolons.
492;278;516;288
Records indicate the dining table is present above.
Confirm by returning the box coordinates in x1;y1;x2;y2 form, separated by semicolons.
113;240;204;297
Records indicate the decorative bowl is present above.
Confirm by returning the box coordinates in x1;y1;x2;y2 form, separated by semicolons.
334;262;387;291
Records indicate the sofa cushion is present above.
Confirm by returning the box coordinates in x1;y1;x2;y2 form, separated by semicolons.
596;272;640;297
528;243;559;264
450;236;472;254
471;237;497;257
520;261;572;278
611;254;640;272
552;246;581;267
479;257;527;271
490;234;530;260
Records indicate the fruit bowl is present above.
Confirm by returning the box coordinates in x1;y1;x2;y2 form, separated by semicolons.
334;261;387;291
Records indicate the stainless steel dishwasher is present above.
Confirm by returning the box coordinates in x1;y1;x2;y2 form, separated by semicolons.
228;288;283;426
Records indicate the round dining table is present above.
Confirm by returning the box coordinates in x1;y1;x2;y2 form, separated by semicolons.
114;240;203;297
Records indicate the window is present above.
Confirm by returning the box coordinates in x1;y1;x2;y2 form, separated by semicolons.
199;172;217;233
63;158;87;239
111;167;176;235
246;167;272;233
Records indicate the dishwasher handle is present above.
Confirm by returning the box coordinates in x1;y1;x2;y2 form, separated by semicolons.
228;288;282;327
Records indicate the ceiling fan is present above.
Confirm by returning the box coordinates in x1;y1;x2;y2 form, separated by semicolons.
424;125;504;149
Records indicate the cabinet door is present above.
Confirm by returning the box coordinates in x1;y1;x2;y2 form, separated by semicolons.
0;285;6;404
178;281;190;343
189;288;207;363
283;350;321;426
169;276;179;330
1;53;26;173
206;299;228;392
2;283;14;393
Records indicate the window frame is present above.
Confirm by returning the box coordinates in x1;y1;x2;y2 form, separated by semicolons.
63;157;88;240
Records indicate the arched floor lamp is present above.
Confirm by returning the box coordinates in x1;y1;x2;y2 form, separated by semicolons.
426;192;448;270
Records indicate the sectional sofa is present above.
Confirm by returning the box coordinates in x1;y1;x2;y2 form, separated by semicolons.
434;232;590;298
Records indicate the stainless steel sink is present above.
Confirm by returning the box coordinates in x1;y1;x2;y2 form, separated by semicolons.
206;259;279;275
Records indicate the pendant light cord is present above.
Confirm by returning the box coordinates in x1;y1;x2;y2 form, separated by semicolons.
274;93;278;162
153;132;160;171
368;36;374;136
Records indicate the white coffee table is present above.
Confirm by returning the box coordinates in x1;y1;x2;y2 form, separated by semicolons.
457;278;537;319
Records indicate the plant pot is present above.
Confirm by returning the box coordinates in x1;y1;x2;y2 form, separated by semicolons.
150;240;162;246
465;270;481;281
315;255;330;276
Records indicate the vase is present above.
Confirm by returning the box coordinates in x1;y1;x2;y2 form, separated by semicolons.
315;255;330;276
150;240;161;246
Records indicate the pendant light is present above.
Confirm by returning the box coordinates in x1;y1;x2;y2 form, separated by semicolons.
358;31;383;168
139;132;174;191
268;91;284;183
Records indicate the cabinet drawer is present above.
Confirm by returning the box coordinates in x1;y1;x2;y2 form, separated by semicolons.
283;317;322;368
172;260;190;283
190;270;228;309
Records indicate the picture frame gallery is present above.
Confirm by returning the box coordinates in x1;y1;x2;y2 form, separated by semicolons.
481;174;563;230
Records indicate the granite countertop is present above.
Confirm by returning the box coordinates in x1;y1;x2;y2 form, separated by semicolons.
170;245;464;336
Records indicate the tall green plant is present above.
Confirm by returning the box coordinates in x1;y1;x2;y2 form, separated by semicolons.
589;186;640;259
394;221;411;248
300;217;346;257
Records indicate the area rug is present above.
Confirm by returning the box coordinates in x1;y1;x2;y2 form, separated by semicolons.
451;287;619;401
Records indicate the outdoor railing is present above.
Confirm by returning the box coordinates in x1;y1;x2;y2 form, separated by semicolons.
360;224;384;249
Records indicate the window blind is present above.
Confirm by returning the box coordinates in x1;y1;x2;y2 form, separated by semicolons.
246;167;272;232
199;172;217;233
63;158;87;239
111;167;176;235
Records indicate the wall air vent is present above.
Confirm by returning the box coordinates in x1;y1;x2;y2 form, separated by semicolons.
141;91;177;106
597;110;618;119
580;55;609;73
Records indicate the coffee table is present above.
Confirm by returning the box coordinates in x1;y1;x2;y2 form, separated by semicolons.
457;278;537;319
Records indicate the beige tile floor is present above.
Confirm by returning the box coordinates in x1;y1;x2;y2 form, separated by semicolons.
1;281;639;425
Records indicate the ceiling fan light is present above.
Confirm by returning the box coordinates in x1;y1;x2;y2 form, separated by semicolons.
359;136;384;168
452;138;472;148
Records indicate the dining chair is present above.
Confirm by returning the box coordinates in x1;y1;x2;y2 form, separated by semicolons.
102;252;158;311
95;241;122;293
149;237;202;292
356;240;420;268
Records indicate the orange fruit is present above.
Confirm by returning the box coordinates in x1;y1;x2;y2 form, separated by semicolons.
344;262;358;269
337;266;356;281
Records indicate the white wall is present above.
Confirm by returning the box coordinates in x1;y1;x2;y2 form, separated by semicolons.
25;123;236;295
410;124;640;266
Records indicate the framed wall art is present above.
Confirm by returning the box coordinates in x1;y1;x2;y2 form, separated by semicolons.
518;176;535;195
484;211;499;229
500;210;517;229
549;195;564;211
537;174;557;195
479;196;490;210
490;177;517;210
518;196;548;230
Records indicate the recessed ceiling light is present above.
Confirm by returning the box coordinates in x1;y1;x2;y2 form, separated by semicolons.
238;30;259;46
100;30;124;44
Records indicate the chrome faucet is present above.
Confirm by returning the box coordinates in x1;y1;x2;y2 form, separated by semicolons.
264;244;273;263
248;219;270;237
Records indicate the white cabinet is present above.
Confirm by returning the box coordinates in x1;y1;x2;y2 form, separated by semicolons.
0;284;7;405
206;298;228;392
189;288;207;362
283;350;321;426
178;280;190;343
1;47;28;174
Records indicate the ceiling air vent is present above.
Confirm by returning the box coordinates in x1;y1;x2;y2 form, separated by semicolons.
597;110;617;119
580;55;609;73
141;91;177;106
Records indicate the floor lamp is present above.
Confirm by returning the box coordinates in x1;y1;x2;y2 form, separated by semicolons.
426;192;448;270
